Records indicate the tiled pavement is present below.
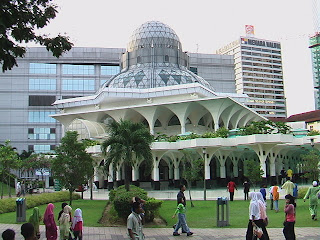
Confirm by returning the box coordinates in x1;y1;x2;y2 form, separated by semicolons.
0;224;319;240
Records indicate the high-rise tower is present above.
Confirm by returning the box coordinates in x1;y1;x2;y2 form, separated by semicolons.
216;26;286;119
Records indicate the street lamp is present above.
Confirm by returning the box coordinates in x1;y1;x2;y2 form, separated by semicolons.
202;148;207;201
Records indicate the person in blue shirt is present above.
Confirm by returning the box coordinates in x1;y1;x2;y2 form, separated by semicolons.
260;184;267;201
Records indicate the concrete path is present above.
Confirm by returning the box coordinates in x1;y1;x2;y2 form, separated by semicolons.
0;224;319;240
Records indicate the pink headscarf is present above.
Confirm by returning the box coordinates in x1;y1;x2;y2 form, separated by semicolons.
44;203;54;222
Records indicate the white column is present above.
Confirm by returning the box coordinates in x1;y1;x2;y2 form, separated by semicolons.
153;166;159;181
116;169;121;181
220;165;226;178
169;164;173;179
132;166;139;181
233;163;239;178
174;166;180;180
108;164;114;182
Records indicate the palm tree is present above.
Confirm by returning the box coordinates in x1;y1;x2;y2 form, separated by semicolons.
101;119;154;191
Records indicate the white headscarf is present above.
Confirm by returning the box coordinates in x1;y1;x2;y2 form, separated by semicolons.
312;181;318;187
249;192;260;220
256;192;267;219
72;208;83;229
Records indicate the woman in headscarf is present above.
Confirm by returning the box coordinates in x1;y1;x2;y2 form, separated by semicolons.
256;192;269;239
303;181;320;220
246;192;269;240
72;208;83;240
28;207;42;239
43;203;57;240
59;205;72;240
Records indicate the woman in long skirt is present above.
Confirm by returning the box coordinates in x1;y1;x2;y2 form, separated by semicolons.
43;203;57;240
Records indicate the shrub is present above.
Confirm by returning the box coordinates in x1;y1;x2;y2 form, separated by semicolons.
215;127;229;138
307;130;320;136
201;132;216;138
0;191;80;214
144;198;163;222
110;185;163;222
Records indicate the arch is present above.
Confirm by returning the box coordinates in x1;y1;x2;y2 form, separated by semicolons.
159;159;169;180
209;156;220;179
66;118;107;139
139;160;152;181
168;115;180;126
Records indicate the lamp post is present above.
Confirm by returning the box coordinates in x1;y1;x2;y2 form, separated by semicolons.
202;148;207;201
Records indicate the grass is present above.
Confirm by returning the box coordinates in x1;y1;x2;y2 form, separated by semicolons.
0;199;107;227
0;199;318;228
159;199;320;228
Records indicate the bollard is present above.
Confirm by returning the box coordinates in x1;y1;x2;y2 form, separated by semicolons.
216;197;229;227
16;198;26;222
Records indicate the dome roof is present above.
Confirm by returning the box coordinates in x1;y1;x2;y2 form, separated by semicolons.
127;21;182;52
103;21;214;91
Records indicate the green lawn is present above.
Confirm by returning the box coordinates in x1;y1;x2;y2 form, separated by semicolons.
0;199;319;228
159;199;320;228
0;200;107;227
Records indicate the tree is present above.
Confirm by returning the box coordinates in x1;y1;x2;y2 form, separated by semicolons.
101;119;153;191
23;153;52;193
180;149;204;207
301;150;320;182
240;120;291;135
244;159;264;190
0;0;73;72
52;131;94;205
0;140;19;198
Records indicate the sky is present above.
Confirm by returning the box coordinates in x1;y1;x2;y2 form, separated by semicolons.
35;0;317;116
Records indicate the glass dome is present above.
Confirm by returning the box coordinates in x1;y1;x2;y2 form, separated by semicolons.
103;21;213;90
127;21;182;52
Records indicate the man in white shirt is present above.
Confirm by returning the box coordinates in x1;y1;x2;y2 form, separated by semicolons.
127;201;145;240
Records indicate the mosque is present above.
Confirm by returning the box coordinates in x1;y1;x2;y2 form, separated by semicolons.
52;21;318;190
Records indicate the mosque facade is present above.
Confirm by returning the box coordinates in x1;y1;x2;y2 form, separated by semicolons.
51;21;318;189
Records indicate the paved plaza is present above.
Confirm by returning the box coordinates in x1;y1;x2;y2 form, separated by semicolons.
0;224;319;240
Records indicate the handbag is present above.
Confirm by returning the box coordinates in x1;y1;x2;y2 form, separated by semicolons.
252;222;263;239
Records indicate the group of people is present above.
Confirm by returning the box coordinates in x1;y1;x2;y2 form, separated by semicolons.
246;191;296;240
2;203;83;240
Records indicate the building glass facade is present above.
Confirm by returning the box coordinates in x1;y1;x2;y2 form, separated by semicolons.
309;33;320;109
216;37;286;118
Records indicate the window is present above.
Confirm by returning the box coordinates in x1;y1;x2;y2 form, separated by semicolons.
101;66;120;75
28;111;56;123
29;95;56;106
62;64;94;75
28;128;56;140
190;67;198;75
164;55;169;62
62;79;95;91
29;63;56;74
168;115;180;126
29;145;55;153
29;79;56;90
137;56;141;63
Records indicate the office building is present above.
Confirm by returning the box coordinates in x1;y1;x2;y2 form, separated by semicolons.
216;34;286;118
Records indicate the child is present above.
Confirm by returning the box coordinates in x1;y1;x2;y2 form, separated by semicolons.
172;198;193;236
72;208;83;240
283;194;296;240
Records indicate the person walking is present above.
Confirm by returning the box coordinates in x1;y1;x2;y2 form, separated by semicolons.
227;179;237;201
43;203;57;240
59;205;72;240
303;181;320;220
256;192;269;239
127;202;145;240
268;185;273;210
287;167;293;180
72;208;83;240
245;192;268;240
271;183;280;213
283;194;296;240
16;181;21;197
177;185;186;206
243;180;250;200
57;203;68;221
281;177;295;196
172;198;193;236
280;168;286;184
28;207;41;239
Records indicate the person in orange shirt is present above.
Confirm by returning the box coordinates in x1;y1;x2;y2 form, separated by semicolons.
271;182;280;212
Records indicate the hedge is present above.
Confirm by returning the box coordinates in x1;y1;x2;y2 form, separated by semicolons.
0;191;80;214
110;185;163;222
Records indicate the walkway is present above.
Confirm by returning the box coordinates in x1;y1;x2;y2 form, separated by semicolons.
0;224;318;240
